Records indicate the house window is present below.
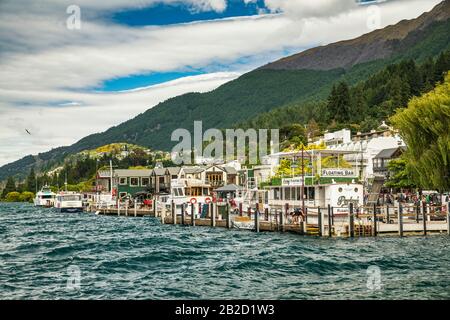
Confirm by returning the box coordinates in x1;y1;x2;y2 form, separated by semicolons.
119;177;127;185
130;177;139;186
274;188;280;200
159;177;165;184
141;177;150;186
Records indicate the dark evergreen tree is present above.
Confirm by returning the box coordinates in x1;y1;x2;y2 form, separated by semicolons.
26;168;36;192
1;176;16;198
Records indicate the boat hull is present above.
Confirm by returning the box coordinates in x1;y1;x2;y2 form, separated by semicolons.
57;207;83;213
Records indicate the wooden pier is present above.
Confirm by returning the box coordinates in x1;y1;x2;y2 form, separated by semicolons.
85;201;450;238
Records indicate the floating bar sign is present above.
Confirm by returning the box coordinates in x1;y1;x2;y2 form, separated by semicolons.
282;177;304;186
321;168;356;177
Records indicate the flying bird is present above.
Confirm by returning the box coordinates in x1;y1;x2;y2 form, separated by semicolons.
25;129;31;135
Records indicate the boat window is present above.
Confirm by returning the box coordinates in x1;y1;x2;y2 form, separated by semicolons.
285;187;291;201
42;195;54;199
308;187;315;200
62;195;81;201
119;177;127;185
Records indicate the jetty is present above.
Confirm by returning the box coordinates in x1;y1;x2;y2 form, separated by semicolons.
86;201;450;238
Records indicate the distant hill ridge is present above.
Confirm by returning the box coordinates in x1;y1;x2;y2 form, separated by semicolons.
1;0;449;181
261;0;450;71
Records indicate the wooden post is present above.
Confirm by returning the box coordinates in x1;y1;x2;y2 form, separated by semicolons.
254;208;260;233
161;205;165;224
181;203;185;225
447;202;450;236
239;203;243;216
415;202;420;223
264;208;269;221
304;207;308;224
327;205;332;237
226;201;231;229
318;207;323;237
372;203;377;237
386;205;390;224
172;200;176;225
191;203;195;226
211;203;216;227
134;199;137;217
280;208;284;232
153;196;157;217
422;201;427;236
117;201;120;216
125;201;128;216
349;203;354;238
398;203;403;237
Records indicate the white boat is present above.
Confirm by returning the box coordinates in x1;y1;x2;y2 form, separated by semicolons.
54;192;83;213
33;185;56;207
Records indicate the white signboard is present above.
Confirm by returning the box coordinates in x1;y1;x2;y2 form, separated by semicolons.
282;177;304;186
321;168;356;177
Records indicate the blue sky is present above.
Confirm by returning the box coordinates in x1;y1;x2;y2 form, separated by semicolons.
112;0;267;26
96;0;391;92
99;0;270;91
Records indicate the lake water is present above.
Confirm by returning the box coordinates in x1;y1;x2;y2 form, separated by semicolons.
0;202;449;299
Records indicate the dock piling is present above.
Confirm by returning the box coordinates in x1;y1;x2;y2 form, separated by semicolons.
386;205;390;224
181;203;185;225
211;203;216;227
348;203;354;238
134;199;137;217
172;200;176;225
318;207;323;237
191;203;195;226
226;201;231;229
372;203;377;237
254;208;260;233
398;203;403;237
447;202;450;236
422;201;427;236
327;205;332;237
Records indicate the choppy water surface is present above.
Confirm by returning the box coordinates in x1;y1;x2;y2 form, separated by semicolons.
0;202;449;299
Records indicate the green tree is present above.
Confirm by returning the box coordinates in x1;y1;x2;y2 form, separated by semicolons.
391;72;450;191
26;168;36;192
327;81;351;123
1;176;16;199
19;191;35;203
384;158;416;189
5;191;21;202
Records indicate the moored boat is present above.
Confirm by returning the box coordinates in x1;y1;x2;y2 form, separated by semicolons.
33;185;56;207
54;192;83;213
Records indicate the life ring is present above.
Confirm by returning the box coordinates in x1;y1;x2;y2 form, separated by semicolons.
189;198;197;204
205;197;212;204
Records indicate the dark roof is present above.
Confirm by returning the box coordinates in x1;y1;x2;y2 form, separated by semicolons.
374;147;406;159
222;166;237;174
166;167;181;175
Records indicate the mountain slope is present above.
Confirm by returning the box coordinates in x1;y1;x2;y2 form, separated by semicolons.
262;0;450;71
1;0;449;181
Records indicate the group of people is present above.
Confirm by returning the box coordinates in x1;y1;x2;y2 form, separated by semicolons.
378;192;448;206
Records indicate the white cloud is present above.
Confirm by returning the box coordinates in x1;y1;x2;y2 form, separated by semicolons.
0;0;442;166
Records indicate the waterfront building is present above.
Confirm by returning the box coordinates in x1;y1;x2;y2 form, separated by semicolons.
372;146;406;179
114;169;152;199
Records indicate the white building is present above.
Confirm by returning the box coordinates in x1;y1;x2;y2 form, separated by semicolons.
327;124;405;181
